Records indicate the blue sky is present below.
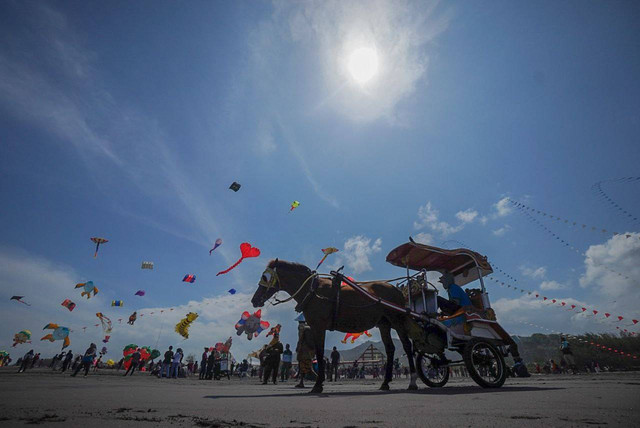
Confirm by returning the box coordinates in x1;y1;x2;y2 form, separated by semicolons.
1;0;639;360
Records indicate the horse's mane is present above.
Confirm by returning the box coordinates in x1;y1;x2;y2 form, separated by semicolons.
268;259;312;276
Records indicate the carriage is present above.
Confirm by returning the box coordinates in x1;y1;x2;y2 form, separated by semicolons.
331;238;517;388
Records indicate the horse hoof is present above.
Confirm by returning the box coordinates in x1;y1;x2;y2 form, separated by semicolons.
379;384;390;391
407;384;418;391
310;386;323;394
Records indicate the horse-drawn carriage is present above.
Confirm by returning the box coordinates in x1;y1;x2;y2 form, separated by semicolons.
251;238;522;392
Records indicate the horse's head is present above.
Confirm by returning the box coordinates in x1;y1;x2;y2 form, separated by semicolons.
251;259;281;308
251;259;313;307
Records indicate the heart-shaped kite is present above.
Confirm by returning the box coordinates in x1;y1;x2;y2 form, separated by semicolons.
217;243;260;276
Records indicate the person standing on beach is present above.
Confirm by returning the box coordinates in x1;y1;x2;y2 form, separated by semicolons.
262;334;283;385
161;346;173;378
171;348;183;378
71;343;97;377
124;348;141;376
18;350;33;373
199;347;208;380
280;344;292;382
61;350;73;372
206;350;216;380
330;347;340;382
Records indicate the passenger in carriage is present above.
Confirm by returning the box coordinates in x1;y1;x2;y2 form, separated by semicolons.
436;271;472;316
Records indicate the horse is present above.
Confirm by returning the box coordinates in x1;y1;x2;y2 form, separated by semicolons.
251;259;418;393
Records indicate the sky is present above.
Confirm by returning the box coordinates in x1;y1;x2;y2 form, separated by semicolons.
1;0;639;361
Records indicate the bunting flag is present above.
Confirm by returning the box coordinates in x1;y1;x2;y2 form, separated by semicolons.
591;177;639;225
508;198;640;240
512;204;636;283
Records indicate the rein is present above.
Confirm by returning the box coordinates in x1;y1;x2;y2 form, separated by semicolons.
268;272;329;306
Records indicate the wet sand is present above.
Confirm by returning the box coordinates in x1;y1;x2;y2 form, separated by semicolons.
1;368;639;427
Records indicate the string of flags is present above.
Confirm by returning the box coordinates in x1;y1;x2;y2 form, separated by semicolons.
508;198;639;241
513;205;636;284
487;276;638;332
591;176;639;225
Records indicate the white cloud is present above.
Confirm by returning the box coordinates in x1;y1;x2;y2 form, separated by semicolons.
492;224;512;236
492;197;513;218
413;201;464;237
520;266;546;279
413;232;433;245
579;233;640;315
284;0;450;123
455;209;478;224
539;280;565;290
479;216;488;226
339;235;382;274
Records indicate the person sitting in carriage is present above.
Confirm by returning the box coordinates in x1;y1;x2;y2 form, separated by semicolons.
436;271;473;316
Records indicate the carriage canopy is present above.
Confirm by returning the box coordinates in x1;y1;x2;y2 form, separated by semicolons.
385;238;493;286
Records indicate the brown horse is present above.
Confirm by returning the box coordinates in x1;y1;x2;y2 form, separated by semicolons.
251;259;418;393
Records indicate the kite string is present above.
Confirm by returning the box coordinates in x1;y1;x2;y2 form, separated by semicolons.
592;177;639;225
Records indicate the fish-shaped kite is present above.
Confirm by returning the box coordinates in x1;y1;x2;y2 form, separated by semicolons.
90;237;108;258
214;337;233;354
217;243;260;276
175;312;199;339
290;200;300;212
235;309;269;340
341;331;373;344
102;336;110;343
75;281;98;299
10;296;30;306
316;247;339;270
182;274;196;283
96;312;112;334
41;323;70;349
209;238;223;255
61;299;76;312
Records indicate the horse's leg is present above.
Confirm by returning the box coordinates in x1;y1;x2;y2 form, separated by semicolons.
398;328;418;390
378;319;395;391
310;327;326;394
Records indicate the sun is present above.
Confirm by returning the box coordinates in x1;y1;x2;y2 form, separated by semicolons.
348;47;379;84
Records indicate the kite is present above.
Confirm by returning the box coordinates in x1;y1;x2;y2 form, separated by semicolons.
141;261;154;270
106;359;115;367
150;349;161;360
316;247;339;270
128;312;137;325
290;200;300;212
266;324;281;337
102;336;110;344
217;243;260;276
183;274;196;283
209;238;223;255
228;289;237;295
235;309;269;340
75;281;98;299
100;346;108;355
229;182;241;192
341;331;373;344
10;296;30;306
61;299;76;312
134;290;145;296
175;312;199;339
90;237;108;258
111;300;124;307
96;313;112;334
41;323;70;349
12;330;31;347
214;337;233;354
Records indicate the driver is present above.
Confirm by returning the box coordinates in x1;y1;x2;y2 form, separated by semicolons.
437;271;473;316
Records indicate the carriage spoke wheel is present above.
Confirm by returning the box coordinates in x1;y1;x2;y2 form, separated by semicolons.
415;352;449;388
463;339;506;388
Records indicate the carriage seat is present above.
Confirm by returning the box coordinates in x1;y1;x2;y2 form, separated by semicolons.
465;288;486;311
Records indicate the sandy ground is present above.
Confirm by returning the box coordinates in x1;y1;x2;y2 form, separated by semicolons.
1;368;639;427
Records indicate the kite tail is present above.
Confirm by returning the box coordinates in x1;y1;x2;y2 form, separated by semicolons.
216;257;244;276
94;243;99;258
315;255;328;270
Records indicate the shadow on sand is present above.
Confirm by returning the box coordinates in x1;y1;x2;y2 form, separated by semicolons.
204;385;563;399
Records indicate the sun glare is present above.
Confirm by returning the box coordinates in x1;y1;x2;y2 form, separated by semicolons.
348;47;379;84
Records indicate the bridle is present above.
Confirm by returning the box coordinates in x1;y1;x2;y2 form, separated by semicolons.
257;266;318;306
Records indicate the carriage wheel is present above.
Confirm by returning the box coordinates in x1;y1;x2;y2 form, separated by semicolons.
415;352;449;388
463;339;506;388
